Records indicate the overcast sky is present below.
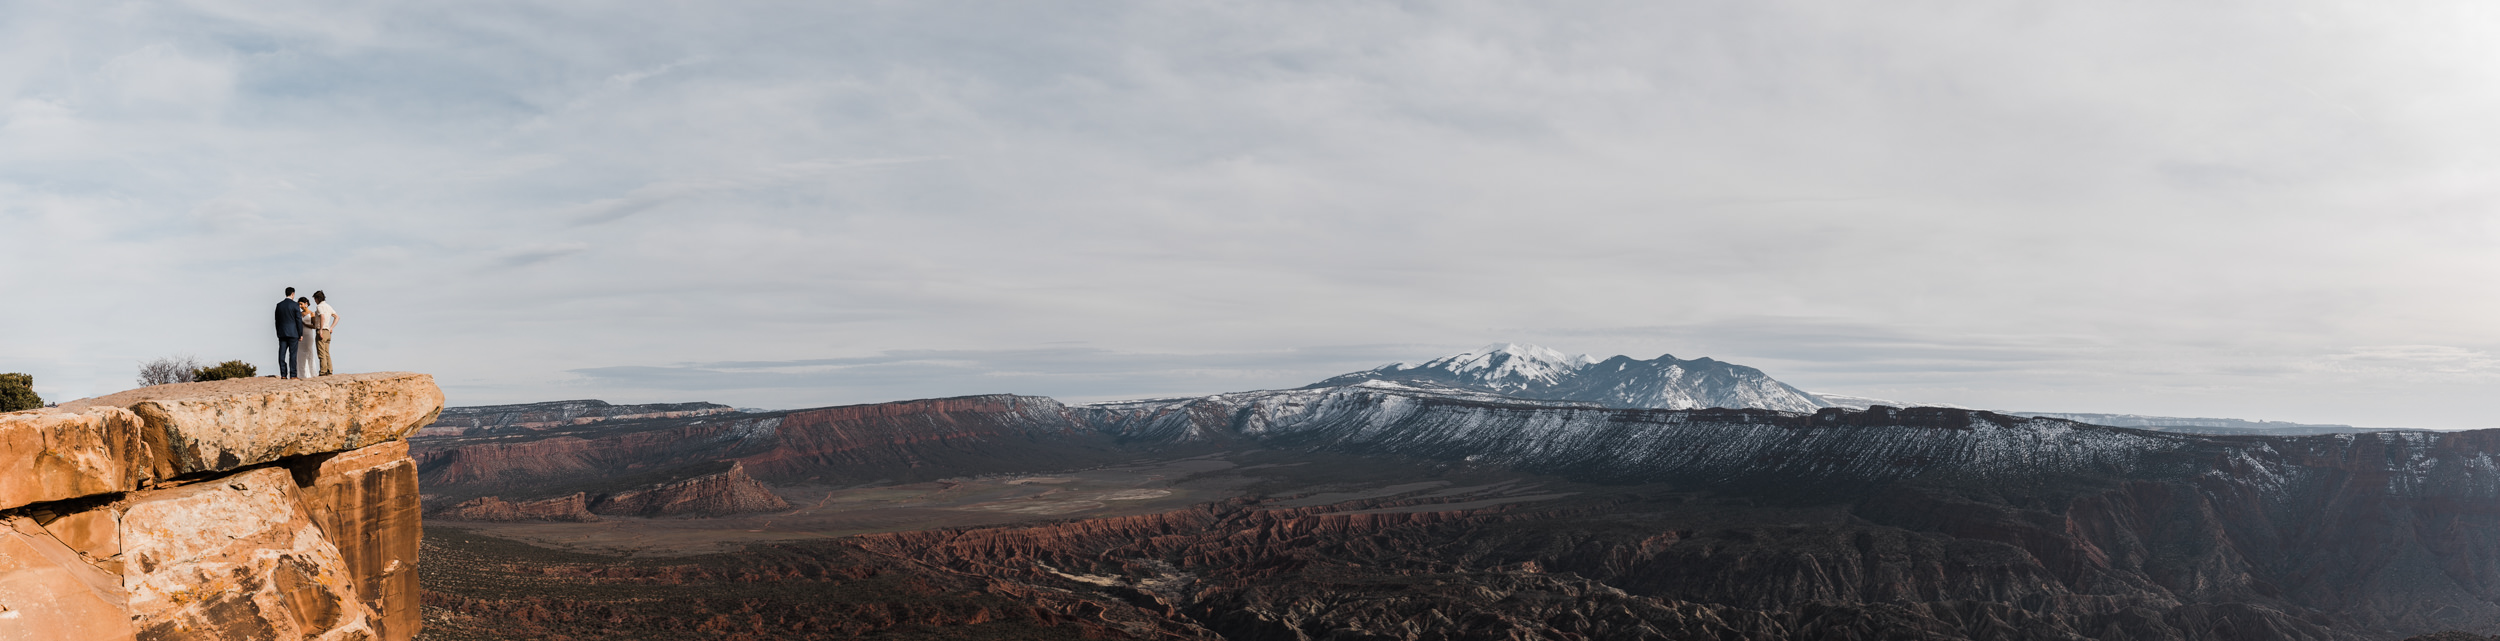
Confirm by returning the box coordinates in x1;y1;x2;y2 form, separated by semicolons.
5;1;2499;427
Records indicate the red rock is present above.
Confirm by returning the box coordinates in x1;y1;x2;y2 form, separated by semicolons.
61;372;443;475
435;493;599;522
35;509;120;576
0;407;154;511
291;441;421;641
118;467;377;640
589;461;789;518
0;516;134;641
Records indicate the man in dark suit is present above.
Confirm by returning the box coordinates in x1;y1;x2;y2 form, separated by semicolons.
276;287;302;379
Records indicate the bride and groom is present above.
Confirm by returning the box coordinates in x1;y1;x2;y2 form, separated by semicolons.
275;287;342;379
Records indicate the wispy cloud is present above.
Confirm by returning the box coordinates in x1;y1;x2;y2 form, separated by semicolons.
6;1;2500;428
565;158;944;225
566;345;1427;407
491;242;589;268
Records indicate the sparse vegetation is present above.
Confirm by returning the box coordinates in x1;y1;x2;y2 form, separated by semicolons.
0;373;39;411
141;357;259;385
192;360;258;382
138;356;202;387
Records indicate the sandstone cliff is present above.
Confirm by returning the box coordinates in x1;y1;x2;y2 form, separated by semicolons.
1;373;441;641
430;461;788;522
411;395;1142;502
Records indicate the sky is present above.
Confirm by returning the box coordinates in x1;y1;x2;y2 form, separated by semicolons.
4;1;2499;427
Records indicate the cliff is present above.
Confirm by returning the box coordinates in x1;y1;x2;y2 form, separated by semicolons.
406;387;2500;639
411;394;1143;504
1;372;442;641
431;461;788;522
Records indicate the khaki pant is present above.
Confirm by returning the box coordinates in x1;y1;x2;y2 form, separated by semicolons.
316;329;334;376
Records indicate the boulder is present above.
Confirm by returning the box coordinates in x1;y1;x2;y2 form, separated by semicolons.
118;467;377;641
0;408;154;512
0;516;134;641
290;441;421;641
61;373;443;476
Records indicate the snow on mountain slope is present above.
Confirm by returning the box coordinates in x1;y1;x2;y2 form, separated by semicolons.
1084;384;2199;484
1308;343;1829;412
1319;343;1601;394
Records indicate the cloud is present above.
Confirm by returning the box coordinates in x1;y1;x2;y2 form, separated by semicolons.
491;242;589;268
565;158;944;225
565;345;1426;407
5;1;2500;428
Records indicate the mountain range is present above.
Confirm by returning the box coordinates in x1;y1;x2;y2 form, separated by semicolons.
1308;342;1831;412
399;344;2486;640
1310;344;2394;435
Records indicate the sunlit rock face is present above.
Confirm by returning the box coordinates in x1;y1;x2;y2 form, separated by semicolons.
1;373;440;641
0;407;154;510
291;441;422;641
58;372;443;476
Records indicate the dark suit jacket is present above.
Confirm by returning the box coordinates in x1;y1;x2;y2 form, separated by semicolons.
277;299;302;338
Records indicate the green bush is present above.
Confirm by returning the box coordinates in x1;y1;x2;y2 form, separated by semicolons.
0;373;40;411
192;361;258;382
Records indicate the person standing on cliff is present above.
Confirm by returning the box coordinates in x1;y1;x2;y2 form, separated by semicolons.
313;291;340;376
275;287;303;379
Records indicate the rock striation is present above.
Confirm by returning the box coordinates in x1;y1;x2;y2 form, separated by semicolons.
434;493;600;523
584;461;788;518
429;461;788;522
2;373;440;641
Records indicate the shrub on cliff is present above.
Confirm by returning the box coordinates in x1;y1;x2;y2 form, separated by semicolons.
192;360;258;382
0;373;39;411
139;356;202;386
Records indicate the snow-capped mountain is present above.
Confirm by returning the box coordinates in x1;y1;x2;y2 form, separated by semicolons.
1307;343;1830;413
1083;383;2188;484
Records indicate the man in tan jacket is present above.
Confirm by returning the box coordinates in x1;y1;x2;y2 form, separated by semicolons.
312;290;341;376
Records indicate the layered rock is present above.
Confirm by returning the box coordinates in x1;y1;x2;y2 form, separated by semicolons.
60;372;444;476
434;493;599;522
587;461;787;518
119;467;377;641
290;442;421;641
0;407;153;510
411;395;1136;502
431;461;789;522
1;373;440;641
0;515;134;641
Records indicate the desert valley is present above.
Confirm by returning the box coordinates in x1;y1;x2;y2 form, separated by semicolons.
396;345;2500;641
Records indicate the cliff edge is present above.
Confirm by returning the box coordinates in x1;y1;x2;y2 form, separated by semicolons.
2;372;441;641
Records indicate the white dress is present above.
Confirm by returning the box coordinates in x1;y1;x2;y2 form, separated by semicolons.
297;309;317;377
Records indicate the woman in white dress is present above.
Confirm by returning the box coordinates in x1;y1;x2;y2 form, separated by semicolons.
296;297;318;378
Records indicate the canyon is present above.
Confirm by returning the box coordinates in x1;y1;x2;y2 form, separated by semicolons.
407;381;2500;640
0;372;442;641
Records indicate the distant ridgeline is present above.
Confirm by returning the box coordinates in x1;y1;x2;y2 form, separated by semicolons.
2008;412;2388;436
414;399;738;437
1310;344;2393;435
